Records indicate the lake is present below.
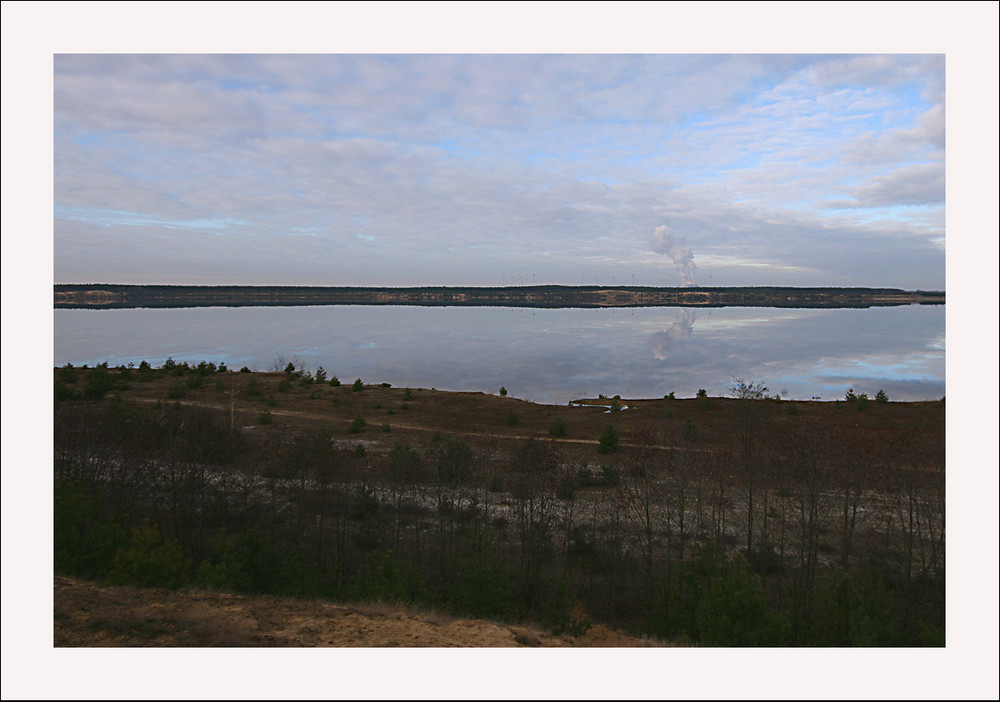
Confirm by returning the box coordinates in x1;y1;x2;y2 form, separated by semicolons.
53;303;945;405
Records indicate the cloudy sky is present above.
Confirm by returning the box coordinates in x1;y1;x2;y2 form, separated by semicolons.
52;48;950;288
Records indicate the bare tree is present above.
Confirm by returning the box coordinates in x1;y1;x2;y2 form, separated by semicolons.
730;378;769;552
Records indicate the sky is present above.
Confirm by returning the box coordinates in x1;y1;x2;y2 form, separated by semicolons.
50;51;953;289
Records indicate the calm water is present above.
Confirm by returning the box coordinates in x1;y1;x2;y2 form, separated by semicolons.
53;304;945;405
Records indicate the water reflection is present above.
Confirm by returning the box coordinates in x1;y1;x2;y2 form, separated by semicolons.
650;309;696;360
54;304;945;405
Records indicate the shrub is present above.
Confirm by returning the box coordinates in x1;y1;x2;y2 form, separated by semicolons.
349;414;367;433
447;556;512;620
696;388;708;398
875;389;889;404
194;360;216;376
555;475;577;500
58;363;79;384
541;579;592;637
436;438;472;486
403;388;413;401
499;386;508;397
600;464;620;486
505;409;520;427
330;376;341;387
54;380;77;402
350;484;380;520
574;464;621;487
730;378;770;402
54;479;119;578
694;555;786;646
82;366;124;400
548;418;568;438
386;443;423;483
597;425;620;454
683;419;699;442
258;409;272;425
352;378;364;392
239;366;251;373
315;366;327;383
108;520;189;590
167;380;186;400
785;401;799;416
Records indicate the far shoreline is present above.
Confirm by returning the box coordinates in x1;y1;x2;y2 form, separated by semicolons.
53;284;945;310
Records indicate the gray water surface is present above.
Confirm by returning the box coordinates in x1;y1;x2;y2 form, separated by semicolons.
53;304;945;404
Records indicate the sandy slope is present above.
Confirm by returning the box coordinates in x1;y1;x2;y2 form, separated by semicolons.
53;575;668;648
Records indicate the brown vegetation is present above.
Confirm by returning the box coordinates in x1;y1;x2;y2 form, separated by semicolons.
53;363;945;647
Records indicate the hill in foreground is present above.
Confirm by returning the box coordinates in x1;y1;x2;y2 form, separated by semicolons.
54;575;664;647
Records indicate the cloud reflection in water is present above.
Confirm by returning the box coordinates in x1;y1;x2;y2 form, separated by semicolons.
54;304;945;404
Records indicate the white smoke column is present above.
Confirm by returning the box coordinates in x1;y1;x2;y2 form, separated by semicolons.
652;225;697;286
650;309;696;360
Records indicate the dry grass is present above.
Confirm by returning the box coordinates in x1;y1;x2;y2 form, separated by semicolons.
54;576;664;647
78;367;946;471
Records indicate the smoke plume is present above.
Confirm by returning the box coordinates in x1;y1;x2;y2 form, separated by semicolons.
652;225;696;286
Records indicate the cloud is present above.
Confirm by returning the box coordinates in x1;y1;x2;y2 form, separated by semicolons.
902;104;946;151
51;54;947;289
807;54;945;97
838;104;945;169
824;163;945;209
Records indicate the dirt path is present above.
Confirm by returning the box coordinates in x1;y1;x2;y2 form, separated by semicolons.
133;396;709;452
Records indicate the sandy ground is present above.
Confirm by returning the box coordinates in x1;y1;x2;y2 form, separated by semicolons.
53;575;668;648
